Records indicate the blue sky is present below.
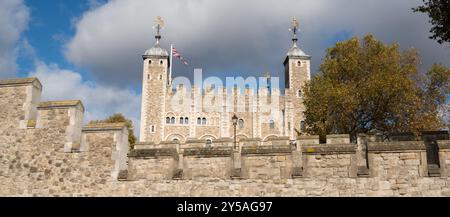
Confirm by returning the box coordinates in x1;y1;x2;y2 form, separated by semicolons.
17;0;97;79
0;0;449;137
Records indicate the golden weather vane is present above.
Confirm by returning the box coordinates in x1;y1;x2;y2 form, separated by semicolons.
155;16;165;28
289;17;299;35
153;16;165;36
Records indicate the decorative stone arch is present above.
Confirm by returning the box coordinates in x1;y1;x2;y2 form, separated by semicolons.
199;134;217;141
165;134;186;143
236;134;249;141
263;134;278;142
165;111;176;117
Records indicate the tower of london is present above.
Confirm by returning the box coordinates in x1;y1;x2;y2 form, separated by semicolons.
139;19;311;145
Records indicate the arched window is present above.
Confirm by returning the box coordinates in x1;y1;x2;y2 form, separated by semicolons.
238;119;244;129
206;139;212;147
149;60;152;65
184;117;189;124
300;121;306;131
297;90;302;98
202;118;206;125
150;125;155;133
171;117;175;124
166;117;170;124
159;60;163;65
173;138;179;143
179;117;184;124
197;117;201;125
297;60;302;67
147;74;150;80
269;120;275;129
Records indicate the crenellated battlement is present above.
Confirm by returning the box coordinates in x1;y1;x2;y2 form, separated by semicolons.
1;77;450;196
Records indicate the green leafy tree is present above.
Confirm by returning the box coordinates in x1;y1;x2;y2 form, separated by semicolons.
302;34;449;139
90;113;137;148
413;0;450;44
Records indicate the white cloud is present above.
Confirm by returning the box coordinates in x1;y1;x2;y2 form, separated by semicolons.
0;0;29;78
0;0;142;138
64;0;450;87
28;61;142;137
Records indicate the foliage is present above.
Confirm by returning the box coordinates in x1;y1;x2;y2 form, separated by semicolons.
413;0;450;44
302;34;450;139
90;113;137;148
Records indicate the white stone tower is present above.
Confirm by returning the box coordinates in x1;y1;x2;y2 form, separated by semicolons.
139;17;169;143
283;18;311;139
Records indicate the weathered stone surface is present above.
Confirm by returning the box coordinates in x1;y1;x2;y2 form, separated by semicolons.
128;148;178;159
182;147;233;157
302;144;356;155
368;141;426;152
242;145;293;155
2;77;450;196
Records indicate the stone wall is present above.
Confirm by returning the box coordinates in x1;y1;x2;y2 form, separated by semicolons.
1;77;450;197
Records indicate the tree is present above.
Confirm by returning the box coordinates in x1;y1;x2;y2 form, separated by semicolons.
413;0;450;44
302;34;449;140
90;113;137;148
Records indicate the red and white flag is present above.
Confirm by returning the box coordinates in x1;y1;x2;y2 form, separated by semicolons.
172;47;189;65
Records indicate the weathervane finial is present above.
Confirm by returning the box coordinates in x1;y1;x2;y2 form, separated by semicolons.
153;16;165;44
289;17;300;46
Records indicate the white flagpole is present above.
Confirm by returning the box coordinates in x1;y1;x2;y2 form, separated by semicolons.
169;44;173;85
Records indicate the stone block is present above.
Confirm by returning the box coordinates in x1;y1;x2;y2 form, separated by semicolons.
326;134;350;144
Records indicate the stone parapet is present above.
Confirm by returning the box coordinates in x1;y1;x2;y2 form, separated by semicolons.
241;145;293;155
368;141;426;153
0;77;42;88
437;140;450;150
326;134;350;144
297;135;320;145
81;121;129;180
302;144;356;155
182;147;233;158
82;122;125;131
38;100;84;112
128;148;179;160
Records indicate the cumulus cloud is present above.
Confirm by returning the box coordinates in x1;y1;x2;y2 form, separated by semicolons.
28;61;141;137
0;0;29;78
0;0;142;137
65;0;450;87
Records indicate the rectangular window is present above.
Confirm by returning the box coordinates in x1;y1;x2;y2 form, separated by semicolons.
150;125;155;133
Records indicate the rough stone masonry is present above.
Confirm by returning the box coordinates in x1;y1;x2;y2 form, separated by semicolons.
1;77;450;196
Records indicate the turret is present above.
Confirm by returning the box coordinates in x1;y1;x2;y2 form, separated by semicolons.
283;18;311;139
140;16;169;143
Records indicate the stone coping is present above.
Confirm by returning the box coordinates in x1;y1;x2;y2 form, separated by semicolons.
302;144;356;155
82;122;127;132
128;148;178;160
241;145;293;155
142;54;169;59
326;134;350;138
297;135;320;140
38;100;85;112
212;138;233;143
185;138;207;143
160;140;180;145
239;138;261;142
134;141;156;146
437;140;450;150
182;147;233;158
368;141;426;152
266;136;290;141
0;77;41;88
